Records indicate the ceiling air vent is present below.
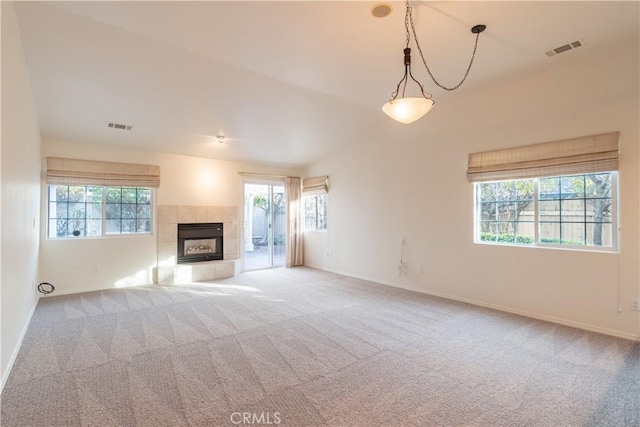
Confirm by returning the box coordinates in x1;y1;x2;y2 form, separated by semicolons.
106;121;133;131
545;40;584;57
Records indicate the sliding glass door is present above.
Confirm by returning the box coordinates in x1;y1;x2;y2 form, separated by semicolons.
243;183;286;270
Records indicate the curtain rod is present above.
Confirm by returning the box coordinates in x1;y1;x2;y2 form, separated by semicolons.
237;171;298;179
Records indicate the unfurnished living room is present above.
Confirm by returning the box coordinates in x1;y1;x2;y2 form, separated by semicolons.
1;1;639;426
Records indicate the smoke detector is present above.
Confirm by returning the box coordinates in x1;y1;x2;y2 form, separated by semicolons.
545;40;584;57
106;121;133;131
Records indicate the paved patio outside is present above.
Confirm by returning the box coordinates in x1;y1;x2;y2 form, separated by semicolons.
244;244;285;271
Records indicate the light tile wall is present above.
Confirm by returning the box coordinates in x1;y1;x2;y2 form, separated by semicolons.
156;205;238;283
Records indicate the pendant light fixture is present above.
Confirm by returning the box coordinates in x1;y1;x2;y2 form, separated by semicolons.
382;1;486;124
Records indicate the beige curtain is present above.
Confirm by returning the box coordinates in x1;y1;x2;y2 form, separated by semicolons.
467;132;619;182
302;175;328;194
46;157;161;188
285;177;304;267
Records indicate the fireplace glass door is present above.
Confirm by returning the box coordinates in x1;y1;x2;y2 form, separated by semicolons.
184;239;216;256
243;183;286;270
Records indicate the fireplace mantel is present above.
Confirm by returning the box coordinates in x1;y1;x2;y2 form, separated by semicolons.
155;205;238;284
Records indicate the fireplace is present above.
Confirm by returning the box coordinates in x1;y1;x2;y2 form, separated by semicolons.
177;223;223;264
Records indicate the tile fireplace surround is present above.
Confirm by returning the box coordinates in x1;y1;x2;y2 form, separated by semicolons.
155;205;238;284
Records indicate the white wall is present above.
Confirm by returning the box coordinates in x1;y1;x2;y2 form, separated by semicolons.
304;40;640;340
39;139;302;294
1;2;42;387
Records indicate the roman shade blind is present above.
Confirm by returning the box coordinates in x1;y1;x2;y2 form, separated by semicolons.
46;157;161;188
466;132;619;182
302;175;328;194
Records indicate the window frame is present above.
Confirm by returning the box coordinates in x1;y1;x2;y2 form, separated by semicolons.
304;193;328;232
474;172;618;252
47;184;155;240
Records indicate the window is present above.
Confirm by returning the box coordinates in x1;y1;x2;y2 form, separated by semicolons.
304;194;327;231
48;185;152;238
476;172;616;250
478;179;535;245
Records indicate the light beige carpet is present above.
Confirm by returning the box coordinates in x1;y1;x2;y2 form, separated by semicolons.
1;267;638;426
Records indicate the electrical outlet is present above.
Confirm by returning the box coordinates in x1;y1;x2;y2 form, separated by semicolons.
631;298;640;311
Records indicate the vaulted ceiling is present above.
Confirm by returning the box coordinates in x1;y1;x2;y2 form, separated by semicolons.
13;1;640;167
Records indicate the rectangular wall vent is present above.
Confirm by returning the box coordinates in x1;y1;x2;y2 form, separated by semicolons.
106;121;133;131
545;39;584;57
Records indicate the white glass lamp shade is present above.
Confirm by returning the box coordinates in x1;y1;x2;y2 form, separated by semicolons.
382;97;434;124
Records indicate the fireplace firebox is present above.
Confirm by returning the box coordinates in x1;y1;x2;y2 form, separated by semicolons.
177;223;223;264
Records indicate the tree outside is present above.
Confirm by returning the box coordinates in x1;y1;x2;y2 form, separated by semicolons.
479;173;612;246
105;187;151;234
251;190;286;245
479;179;535;244
52;185;103;237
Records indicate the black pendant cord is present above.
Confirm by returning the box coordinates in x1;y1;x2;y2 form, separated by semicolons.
405;0;485;92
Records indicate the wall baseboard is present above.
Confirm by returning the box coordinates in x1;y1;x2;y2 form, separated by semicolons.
305;264;640;342
43;282;154;297
1;298;39;393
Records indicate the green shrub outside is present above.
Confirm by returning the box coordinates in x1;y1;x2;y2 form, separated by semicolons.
480;232;533;244
480;232;585;246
